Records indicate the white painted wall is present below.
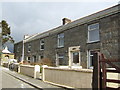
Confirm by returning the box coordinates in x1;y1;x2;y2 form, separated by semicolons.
19;65;40;79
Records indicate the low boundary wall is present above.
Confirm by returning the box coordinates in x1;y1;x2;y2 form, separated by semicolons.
43;67;93;88
19;65;40;78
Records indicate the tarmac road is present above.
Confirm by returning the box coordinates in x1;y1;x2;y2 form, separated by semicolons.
0;66;38;89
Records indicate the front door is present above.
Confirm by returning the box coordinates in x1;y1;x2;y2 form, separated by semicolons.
72;52;80;66
69;46;81;67
33;55;37;63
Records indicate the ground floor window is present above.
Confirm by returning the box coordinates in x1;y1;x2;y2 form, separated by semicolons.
25;57;31;63
39;55;44;60
27;57;31;61
57;53;66;66
40;55;44;59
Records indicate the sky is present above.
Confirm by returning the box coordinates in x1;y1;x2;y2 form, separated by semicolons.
0;0;119;52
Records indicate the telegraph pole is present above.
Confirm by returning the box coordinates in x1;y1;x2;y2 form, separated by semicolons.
21;39;24;62
21;35;26;63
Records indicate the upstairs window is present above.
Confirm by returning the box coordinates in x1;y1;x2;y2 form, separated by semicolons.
88;23;100;43
28;44;31;52
40;39;44;50
58;33;64;47
17;46;20;52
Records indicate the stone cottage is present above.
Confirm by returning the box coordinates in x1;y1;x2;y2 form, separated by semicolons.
14;4;120;69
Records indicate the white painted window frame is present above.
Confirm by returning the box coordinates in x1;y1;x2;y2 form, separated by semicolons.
56;53;65;66
27;57;31;61
39;56;41;61
88;50;94;69
88;23;100;43
57;33;64;48
39;55;44;61
33;55;37;63
40;39;44;50
88;50;100;69
28;44;31;52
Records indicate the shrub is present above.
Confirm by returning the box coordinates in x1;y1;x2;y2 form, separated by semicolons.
35;58;53;66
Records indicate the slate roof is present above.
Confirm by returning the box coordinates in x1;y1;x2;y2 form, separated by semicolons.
15;4;120;44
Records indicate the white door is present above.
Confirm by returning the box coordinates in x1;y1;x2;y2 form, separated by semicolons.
68;46;81;67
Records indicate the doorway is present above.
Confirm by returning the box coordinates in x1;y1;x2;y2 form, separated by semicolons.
88;50;100;69
72;52;80;66
69;46;81;67
33;55;37;63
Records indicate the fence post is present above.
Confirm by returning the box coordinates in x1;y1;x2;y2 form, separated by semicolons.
34;65;40;79
18;64;21;73
92;52;100;90
42;65;48;81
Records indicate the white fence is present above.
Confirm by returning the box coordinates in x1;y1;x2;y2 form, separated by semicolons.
107;68;120;88
18;65;40;79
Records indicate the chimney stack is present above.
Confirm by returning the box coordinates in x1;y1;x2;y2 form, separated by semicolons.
62;18;71;25
24;34;29;39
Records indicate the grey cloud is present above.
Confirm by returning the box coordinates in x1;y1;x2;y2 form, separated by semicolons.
2;2;117;43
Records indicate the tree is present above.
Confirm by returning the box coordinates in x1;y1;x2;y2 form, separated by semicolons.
1;20;14;45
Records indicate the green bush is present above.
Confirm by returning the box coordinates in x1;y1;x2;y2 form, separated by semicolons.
40;66;43;73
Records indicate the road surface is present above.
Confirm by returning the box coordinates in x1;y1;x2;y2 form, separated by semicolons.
0;67;37;89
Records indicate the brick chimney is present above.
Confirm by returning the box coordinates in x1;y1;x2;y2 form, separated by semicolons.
62;18;71;25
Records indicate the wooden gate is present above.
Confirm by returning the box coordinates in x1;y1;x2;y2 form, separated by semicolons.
99;53;120;89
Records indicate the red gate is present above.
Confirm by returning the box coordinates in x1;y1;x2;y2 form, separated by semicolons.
99;53;120;90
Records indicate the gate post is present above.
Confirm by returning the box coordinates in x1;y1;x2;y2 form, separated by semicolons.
101;54;106;89
92;52;100;90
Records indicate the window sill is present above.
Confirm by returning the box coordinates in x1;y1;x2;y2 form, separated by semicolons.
88;67;93;69
57;46;64;49
87;40;100;44
40;49;44;51
71;66;82;69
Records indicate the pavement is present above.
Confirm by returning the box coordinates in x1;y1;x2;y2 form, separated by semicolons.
2;71;36;89
1;67;67;90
